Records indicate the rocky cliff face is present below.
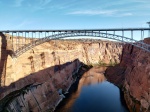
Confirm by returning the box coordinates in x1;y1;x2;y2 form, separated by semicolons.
0;35;123;111
106;38;150;111
0;59;81;112
1;39;123;88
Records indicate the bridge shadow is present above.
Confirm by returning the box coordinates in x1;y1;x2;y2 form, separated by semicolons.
0;59;88;111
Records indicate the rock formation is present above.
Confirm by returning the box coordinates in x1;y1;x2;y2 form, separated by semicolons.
0;33;123;111
105;38;150;111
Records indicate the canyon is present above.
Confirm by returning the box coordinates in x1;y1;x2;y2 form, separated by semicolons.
0;33;122;112
0;33;149;111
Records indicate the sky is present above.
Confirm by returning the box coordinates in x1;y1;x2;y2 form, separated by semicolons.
0;0;150;30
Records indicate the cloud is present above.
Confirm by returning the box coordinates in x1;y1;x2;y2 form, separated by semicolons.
13;20;34;29
28;0;53;11
68;9;133;17
68;10;117;16
40;0;52;6
119;13;133;17
13;0;52;9
14;0;24;7
132;0;149;3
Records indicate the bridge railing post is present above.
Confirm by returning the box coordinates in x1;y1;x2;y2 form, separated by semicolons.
122;30;124;42
25;32;26;46
141;30;144;43
131;30;134;44
18;32;19;49
12;32;14;51
21;32;23;49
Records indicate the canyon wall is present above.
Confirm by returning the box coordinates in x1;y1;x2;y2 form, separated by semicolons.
0;34;123;111
106;38;150;112
0;59;81;112
1;38;123;88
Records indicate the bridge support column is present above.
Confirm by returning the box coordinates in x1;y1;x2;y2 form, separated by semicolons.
147;22;150;37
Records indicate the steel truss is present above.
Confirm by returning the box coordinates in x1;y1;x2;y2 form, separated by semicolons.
11;31;150;58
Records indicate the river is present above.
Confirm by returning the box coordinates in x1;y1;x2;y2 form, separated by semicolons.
55;66;129;112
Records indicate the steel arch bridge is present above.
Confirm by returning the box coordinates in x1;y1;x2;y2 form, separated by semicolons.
0;28;150;58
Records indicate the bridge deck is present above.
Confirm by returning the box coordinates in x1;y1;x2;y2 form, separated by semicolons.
0;28;150;58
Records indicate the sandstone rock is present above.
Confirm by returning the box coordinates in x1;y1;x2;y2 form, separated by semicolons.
105;38;150;111
140;99;149;110
143;37;150;44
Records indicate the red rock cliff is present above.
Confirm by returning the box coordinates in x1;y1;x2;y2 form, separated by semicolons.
106;38;150;111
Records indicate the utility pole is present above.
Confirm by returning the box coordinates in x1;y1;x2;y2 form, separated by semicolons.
147;21;150;37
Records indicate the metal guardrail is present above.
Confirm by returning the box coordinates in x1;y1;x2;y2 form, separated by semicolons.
12;31;150;58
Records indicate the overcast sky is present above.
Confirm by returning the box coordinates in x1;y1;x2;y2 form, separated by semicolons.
0;0;150;30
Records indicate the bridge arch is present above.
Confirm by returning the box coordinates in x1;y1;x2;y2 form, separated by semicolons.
13;31;150;57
